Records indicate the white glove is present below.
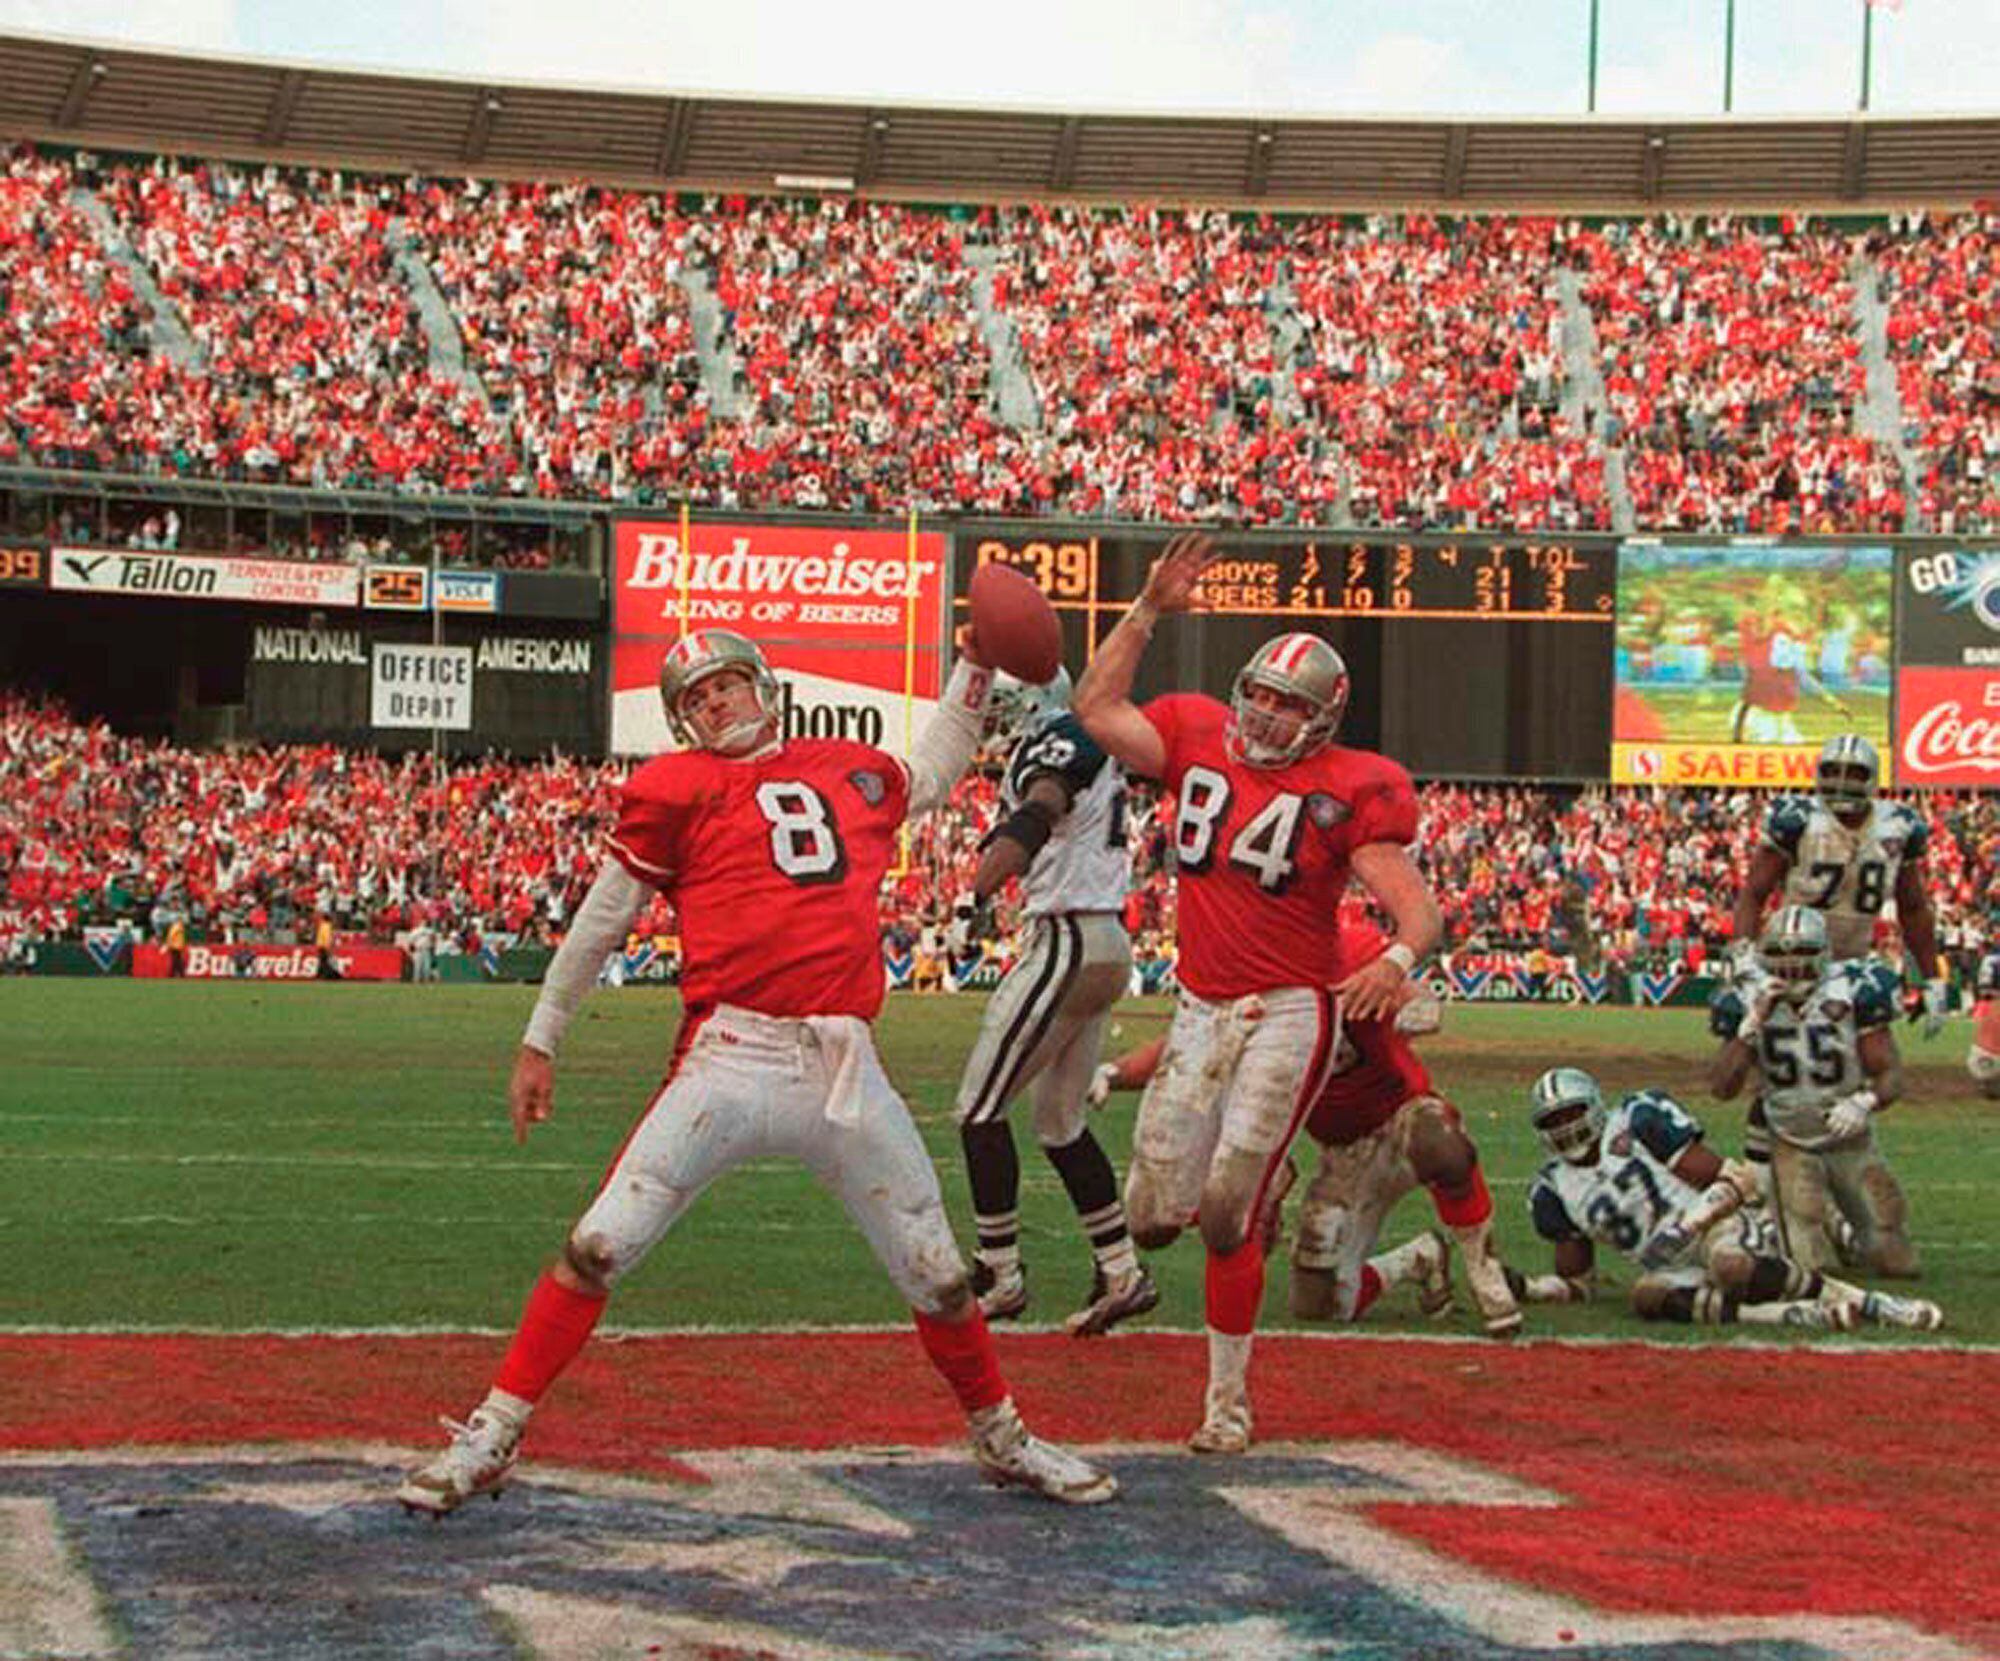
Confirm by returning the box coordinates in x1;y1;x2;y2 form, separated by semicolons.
1086;1062;1118;1110
1738;979;1783;1043
1921;978;1950;1041
1826;1090;1876;1141
1639;1215;1695;1270
1728;939;1759;983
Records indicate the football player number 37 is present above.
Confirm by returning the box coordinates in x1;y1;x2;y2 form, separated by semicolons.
755;782;849;884
1173;765;1303;892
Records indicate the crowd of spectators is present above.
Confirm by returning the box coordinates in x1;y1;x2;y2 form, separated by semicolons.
7;146;2000;534
6;694;1995;995
1576;216;1905;534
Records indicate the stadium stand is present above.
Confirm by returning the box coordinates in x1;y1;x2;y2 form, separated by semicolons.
5;694;1993;979
6;143;2000;535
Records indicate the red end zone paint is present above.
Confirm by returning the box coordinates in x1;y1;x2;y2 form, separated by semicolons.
4;1332;1997;1654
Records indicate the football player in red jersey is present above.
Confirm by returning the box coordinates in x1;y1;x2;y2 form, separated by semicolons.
398;629;1116;1516
1088;925;1521;1337
1073;533;1447;1454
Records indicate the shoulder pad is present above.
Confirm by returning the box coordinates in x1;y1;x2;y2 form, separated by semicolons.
1012;714;1105;792
1625;1090;1702;1161
1894;804;1930;859
1764;796;1813;855
1849;960;1902;1029
1529;1171;1584;1244
1708;986;1747;1041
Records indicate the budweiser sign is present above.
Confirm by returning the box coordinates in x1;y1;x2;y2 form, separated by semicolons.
1894;667;2000;784
611;519;945;756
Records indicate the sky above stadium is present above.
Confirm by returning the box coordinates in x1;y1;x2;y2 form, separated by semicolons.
4;0;1996;117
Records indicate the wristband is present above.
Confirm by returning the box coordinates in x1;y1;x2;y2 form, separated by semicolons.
1382;942;1418;976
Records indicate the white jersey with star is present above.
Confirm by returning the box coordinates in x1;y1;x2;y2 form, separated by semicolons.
1763;796;1928;961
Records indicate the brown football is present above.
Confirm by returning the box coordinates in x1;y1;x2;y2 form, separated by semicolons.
968;562;1063;683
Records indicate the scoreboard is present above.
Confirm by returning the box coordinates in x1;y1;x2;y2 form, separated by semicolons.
953;529;1616;780
960;532;1617;623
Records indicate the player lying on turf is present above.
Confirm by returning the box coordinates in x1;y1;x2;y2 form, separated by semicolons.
1517;1066;1940;1331
397;628;1116;1517
1088;923;1521;1338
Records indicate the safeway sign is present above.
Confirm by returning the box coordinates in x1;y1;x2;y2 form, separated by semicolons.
611;520;945;756
1895;666;2000;785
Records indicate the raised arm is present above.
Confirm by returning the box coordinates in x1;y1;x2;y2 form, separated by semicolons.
1073;532;1220;779
904;632;995;820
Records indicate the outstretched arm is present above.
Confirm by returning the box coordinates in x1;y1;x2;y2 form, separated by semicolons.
513;859;651;1142
905;629;995;819
1073;532;1221;779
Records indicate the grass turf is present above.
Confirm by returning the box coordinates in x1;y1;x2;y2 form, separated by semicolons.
3;979;1993;1340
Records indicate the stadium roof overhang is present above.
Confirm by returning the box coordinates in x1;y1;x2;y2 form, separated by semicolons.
3;30;1997;211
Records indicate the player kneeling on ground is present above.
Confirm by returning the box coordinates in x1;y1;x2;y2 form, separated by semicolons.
397;628;1115;1518
1711;905;1921;1279
1090;924;1521;1337
1519;1066;1938;1332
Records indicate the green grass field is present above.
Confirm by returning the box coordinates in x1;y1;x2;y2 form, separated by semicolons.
1621;684;1890;745
4;981;1994;1342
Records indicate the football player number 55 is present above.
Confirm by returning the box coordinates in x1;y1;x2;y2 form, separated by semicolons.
755;782;849;884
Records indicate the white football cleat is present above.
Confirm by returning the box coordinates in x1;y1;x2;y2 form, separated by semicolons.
1782;1298;1861;1332
1861;1290;1944;1332
396;1407;523;1517
970;1403;1117;1504
971;1261;1029;1323
1186;1384;1253;1456
1065;1265;1160;1338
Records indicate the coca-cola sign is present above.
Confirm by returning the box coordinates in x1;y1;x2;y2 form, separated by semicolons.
1894;666;2000;785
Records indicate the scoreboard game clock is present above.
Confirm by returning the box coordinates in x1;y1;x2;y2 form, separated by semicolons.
956;532;1617;623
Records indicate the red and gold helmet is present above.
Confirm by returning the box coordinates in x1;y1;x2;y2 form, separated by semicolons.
657;629;781;752
1229;632;1349;768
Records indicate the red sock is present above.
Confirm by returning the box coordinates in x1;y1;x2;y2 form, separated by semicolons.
1352;1264;1385;1319
493;1272;607;1404
1204;1239;1266;1336
1430;1164;1493;1231
913;1307;1008;1414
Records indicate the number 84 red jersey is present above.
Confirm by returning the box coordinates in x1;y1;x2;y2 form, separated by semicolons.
1142;693;1419;1002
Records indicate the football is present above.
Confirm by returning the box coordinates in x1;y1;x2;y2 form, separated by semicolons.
968;562;1063;683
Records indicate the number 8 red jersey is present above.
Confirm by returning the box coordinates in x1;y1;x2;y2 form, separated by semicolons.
609;739;910;1020
1142;693;1419;1001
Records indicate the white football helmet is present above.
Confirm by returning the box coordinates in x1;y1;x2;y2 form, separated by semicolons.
658;629;781;753
1529;1066;1606;1164
1229;632;1348;768
1814;733;1878;822
985;666;1071;747
1758;904;1829;1004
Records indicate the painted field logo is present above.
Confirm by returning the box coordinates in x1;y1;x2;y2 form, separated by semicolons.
0;1444;1975;1661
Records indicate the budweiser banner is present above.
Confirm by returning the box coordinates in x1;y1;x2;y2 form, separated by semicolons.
1897;547;2000;668
1894;666;2000;786
133;942;406;980
50;547;361;609
611;519;945;756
